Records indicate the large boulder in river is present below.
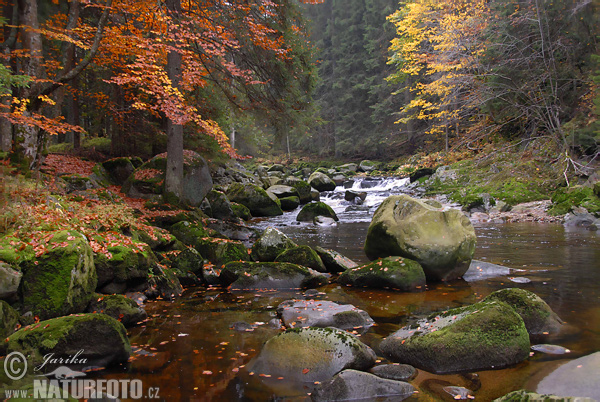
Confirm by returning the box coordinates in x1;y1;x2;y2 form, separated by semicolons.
338;256;426;292
312;369;415;402
219;261;327;290
364;195;476;281
484;288;563;339
278;299;374;332
206;190;236;220
250;227;297;262
283;176;312;203
379;299;530;374
19;230;97;320
275;245;326;273
308;171;336;192
296;202;339;222
226;182;283;217
2;313;131;372
246;327;376;382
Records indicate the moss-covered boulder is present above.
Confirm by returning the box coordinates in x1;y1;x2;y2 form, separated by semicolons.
60;174;101;193
219;261;327;290
379;299;530;374
266;184;299;199
206;190;236;220
131;225;176;251
0;300;20;339
168;220;216;246
245;327;376;382
2;314;131;372
275;245;326;273
250;227;297;262
94;239;156;293
226;182;283;217
364;195;476;281
169;247;204;285
312;369;415;402
308;171;336;192
494;390;594;402
296;202;339;222
358;160;378;172
19;231;97;320
338;257;426;291
0;236;34;266
338;163;358;174
279;196;300;211
231;202;252;221
101;157;136;186
0;261;21;301
278;299;374;332
148;265;183;300
314;247;358;273
194;238;249;267
548;186;600;216
484;288;562;339
283;176;312;203
86;293;147;327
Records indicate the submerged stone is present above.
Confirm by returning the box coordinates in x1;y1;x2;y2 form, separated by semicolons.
536;352;600;400
277;299;374;332
495;390;595;402
314;247;358;273
219;261;328;290
531;344;571;355
370;364;417;382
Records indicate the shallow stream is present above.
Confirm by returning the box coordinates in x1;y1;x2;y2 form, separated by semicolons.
98;177;600;401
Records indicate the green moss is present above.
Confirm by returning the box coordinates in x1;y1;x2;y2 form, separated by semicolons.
338;256;426;291
231;202;252;220
548;186;600;216
296;202;338;222
275;245;326;272
0;236;34;265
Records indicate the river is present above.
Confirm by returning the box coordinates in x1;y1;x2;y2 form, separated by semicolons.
98;177;600;401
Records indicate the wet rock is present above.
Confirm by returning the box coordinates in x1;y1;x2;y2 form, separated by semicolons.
148;265;183;300
204;219;259;242
206;190;236;220
231;321;254;332
279;196;301;211
483;288;563;339
2;314;131;371
463;260;513;282
536;352;600;400
168;247;204;285
531;344;571;355
494;390;594;402
337;163;358;174
20;230;97;320
344;190;367;203
267;184;299;199
314;247;358;273
219;261;328;290
297;202;339;222
226;182;283;217
309;172;337;192
311;369;415;402
0;300;20;339
231;202;252;221
275;245;327;273
364;195;476;281
311;188;321;202
409;167;436;183
251;227;297;262
278;299;374;332
0;261;21;301
370;364;417;382
331;173;347;186
86;293;147;327
380;299;530;374
283;176;312;204
563;208;600;230
245;327;376;382
358;160;378;172
314;216;338;226
338;256;426;292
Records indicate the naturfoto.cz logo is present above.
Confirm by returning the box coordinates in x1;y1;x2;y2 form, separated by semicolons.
3;350;160;400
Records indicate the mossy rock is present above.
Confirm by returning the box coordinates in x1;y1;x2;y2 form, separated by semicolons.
148;265;183;300
296;201;339;222
245;327;376;382
0;236;34;266
168;220;219;247
219;261;327;290
484;288;562;339
101;157;136;185
308;171;336;192
338;256;426;291
493;390;594;402
93;239;156;290
275;245;326;273
364;195;476;281
207;190;236;220
19;231;97;320
86;293;147;327
59;174;101;193
314;247;358;273
0;300;20;339
169;247;204;285
2;313;131;372
548;186;600;216
379;299;530;374
250;227;297;262
195;238;249;267
283;176;312;203
266;184;299;199
226;182;283;217
358;160;378;172
131;226;176;251
0;261;22;301
278;299;374;332
279;196;300;211
231;202;251;221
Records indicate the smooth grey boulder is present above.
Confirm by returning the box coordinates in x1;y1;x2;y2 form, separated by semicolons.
311;369;415;402
364;195;476;281
537;356;600;402
314;247;358;273
309;172;336;192
219;261;328;290
0;261;21;301
267;184;299;199
245;327;376;382
370;364;417;382
277;299;374;332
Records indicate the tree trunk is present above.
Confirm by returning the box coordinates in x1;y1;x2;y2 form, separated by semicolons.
1;1;17;152
164;0;184;202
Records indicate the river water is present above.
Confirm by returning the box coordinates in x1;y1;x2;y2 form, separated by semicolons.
99;177;600;401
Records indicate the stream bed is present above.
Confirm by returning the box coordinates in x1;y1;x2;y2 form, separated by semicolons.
97;177;600;401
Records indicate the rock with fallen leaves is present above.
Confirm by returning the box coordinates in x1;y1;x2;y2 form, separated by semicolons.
277;299;374;333
1;313;131;372
226;182;283;217
246;327;376;382
275;245;327;273
219;261;328;290
483;288;563;341
86;293;147;327
380;299;530;374
338;256;426;291
20;230;97;320
311;369;415;402
364;194;476;281
250;227;297;262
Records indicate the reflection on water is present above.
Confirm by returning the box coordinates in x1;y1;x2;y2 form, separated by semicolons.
96;179;600;401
